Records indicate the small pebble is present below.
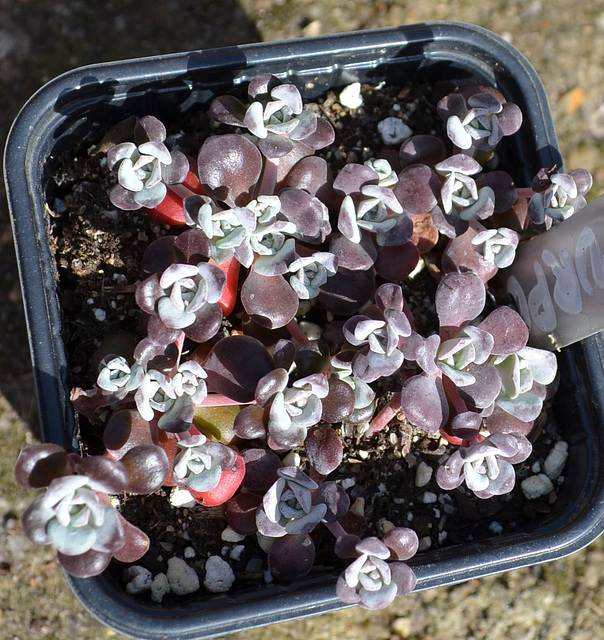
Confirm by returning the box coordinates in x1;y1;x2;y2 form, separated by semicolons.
169;486;197;508
377;117;412;145
124;566;153;594
377;518;395;535
230;544;245;561
151;573;170;603
418;536;432;551
531;461;541;474
184;546;196;559
415;461;433;487
489;521;503;534
299;321;323;340
340;477;356;490
339;82;363;109
167;557;200;596
544;441;568;480
521;473;555;499
92;308;106;322
281;451;300;467
221;526;246;543
204;555;235;593
421;491;437;504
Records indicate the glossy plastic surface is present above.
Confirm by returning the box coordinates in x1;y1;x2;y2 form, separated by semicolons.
5;21;603;640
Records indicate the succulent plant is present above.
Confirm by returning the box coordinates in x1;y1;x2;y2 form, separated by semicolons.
436;432;532;498
20;70;587;611
14;443;168;577
336;530;418;610
256;466;328;537
527;167;593;229
437;87;523;155
107;115;189;210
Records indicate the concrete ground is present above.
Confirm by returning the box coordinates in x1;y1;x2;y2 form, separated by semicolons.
1;1;604;638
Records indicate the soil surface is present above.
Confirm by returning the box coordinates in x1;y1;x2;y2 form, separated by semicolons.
2;2;604;640
44;75;564;599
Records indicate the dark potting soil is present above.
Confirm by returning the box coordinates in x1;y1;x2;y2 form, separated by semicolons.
43;79;564;596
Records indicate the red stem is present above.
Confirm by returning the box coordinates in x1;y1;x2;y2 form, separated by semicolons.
211;256;240;316
197;394;252;407
441;375;467;415
182;168;204;195
144;189;186;225
365;392;402;438
256;157;279;197
325;520;348;539
516;187;534;199
285;318;309;345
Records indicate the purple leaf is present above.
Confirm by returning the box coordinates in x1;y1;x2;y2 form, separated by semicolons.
321;377;356;422
316;481;349;522
209;95;247;126
255;368;289;406
279;187;330;242
204;336;274;402
57;549;112;578
333;163;377;195
352;348;404;383
319;269;375;316
329;232;377;271
394;164;440;215
435;272;485;330
399;135;446;167
305;426;344;475
241;449;281;492
14;444;70;489
479;306;529;355
382;527;419;561
182;303;223;343
111;514;151;563
301;117;335;150
119;445;169;494
450;411;483;440
233;404;267;440
103;410;157;459
241;272;299;329
268;534;315;579
458;362;501;409
77;456;129;494
484;404;534;436
197;134;262;207
374;243;420;282
225;493;262;535
476;171;517;213
285;155;334;201
134;115;166;143
391;562;418;596
400;374;448;432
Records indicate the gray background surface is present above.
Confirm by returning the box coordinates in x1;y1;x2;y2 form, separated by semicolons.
1;1;604;638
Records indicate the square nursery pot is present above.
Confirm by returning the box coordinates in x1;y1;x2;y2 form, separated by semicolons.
5;21;604;640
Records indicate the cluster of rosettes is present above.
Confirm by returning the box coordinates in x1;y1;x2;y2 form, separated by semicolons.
18;73;589;609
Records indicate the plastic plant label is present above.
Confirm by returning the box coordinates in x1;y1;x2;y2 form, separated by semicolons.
505;194;604;350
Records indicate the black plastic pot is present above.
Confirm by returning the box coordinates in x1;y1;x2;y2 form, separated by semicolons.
5;21;604;640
